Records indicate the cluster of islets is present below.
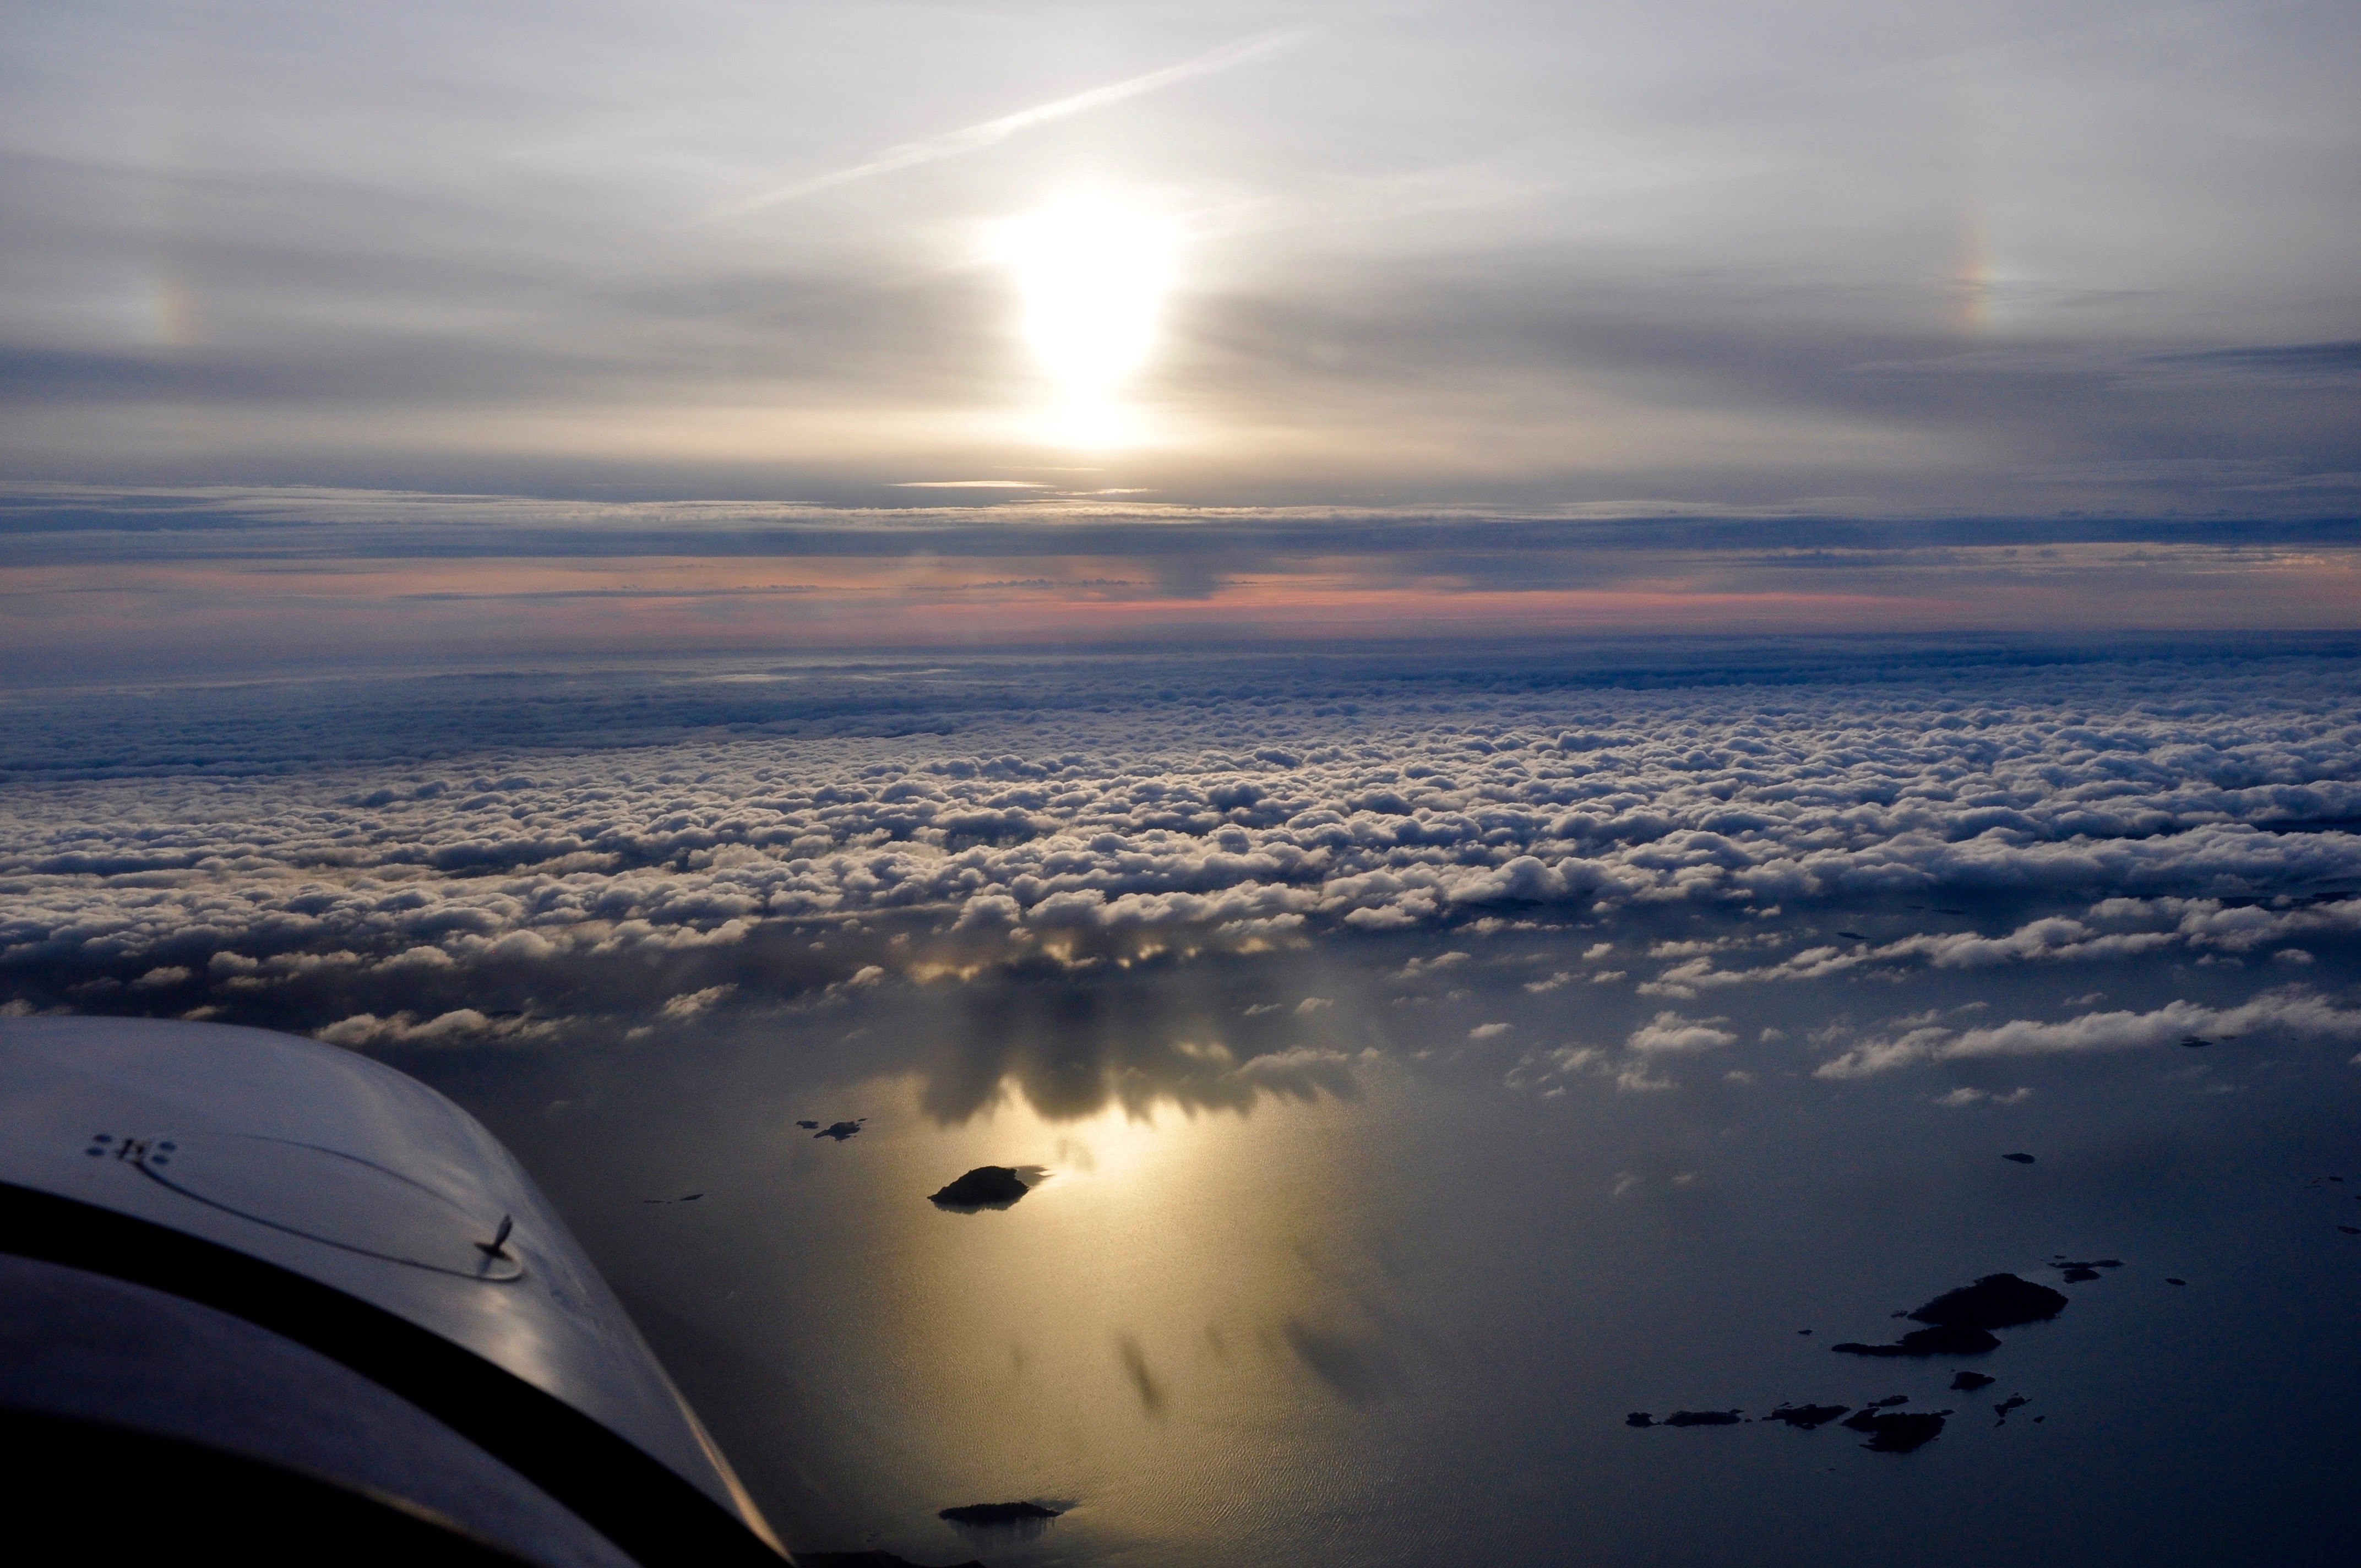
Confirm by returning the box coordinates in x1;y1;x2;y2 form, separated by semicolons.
1628;1271;2080;1453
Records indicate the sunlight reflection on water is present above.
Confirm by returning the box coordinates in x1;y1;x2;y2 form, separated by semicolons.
429;919;2361;1567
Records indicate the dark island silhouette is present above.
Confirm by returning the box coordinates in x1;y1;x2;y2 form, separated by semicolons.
2052;1256;2123;1283
814;1119;865;1141
1763;1403;1849;1429
931;1165;1051;1212
1832;1273;2068;1357
1950;1371;1996;1391
1636;1397;1952;1452
1843;1408;1951;1452
931;1166;1031;1210
939;1502;1061;1526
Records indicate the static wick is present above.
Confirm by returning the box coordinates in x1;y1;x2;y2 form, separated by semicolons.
476;1214;514;1259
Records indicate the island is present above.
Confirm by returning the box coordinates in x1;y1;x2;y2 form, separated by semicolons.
1843;1408;1950;1452
1832;1273;2068;1358
1763;1403;1849;1430
939;1502;1062;1526
931;1166;1032;1209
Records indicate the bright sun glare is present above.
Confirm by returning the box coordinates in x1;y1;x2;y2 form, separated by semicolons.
995;198;1174;447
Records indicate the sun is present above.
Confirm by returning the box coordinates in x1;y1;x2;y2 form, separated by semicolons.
994;197;1175;445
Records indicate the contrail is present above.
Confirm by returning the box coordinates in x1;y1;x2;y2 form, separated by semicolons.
711;28;1304;219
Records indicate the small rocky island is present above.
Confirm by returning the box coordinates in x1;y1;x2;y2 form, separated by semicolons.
930;1166;1031;1210
939;1502;1061;1526
1763;1403;1850;1430
1832;1273;2068;1358
1843;1408;1951;1452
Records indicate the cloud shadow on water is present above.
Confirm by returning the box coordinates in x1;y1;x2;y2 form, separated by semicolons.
1114;1334;1166;1417
1280;1317;1413;1406
916;967;1362;1126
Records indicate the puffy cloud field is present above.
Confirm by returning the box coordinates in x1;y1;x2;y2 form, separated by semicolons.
4;638;2359;1096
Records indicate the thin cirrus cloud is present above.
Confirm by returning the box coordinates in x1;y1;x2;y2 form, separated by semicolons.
708;27;1307;217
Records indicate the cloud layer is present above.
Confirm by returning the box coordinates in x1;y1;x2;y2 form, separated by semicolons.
1813;987;2361;1079
4;642;2357;1074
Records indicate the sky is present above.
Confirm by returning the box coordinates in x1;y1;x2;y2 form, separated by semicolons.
2;1;2357;671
